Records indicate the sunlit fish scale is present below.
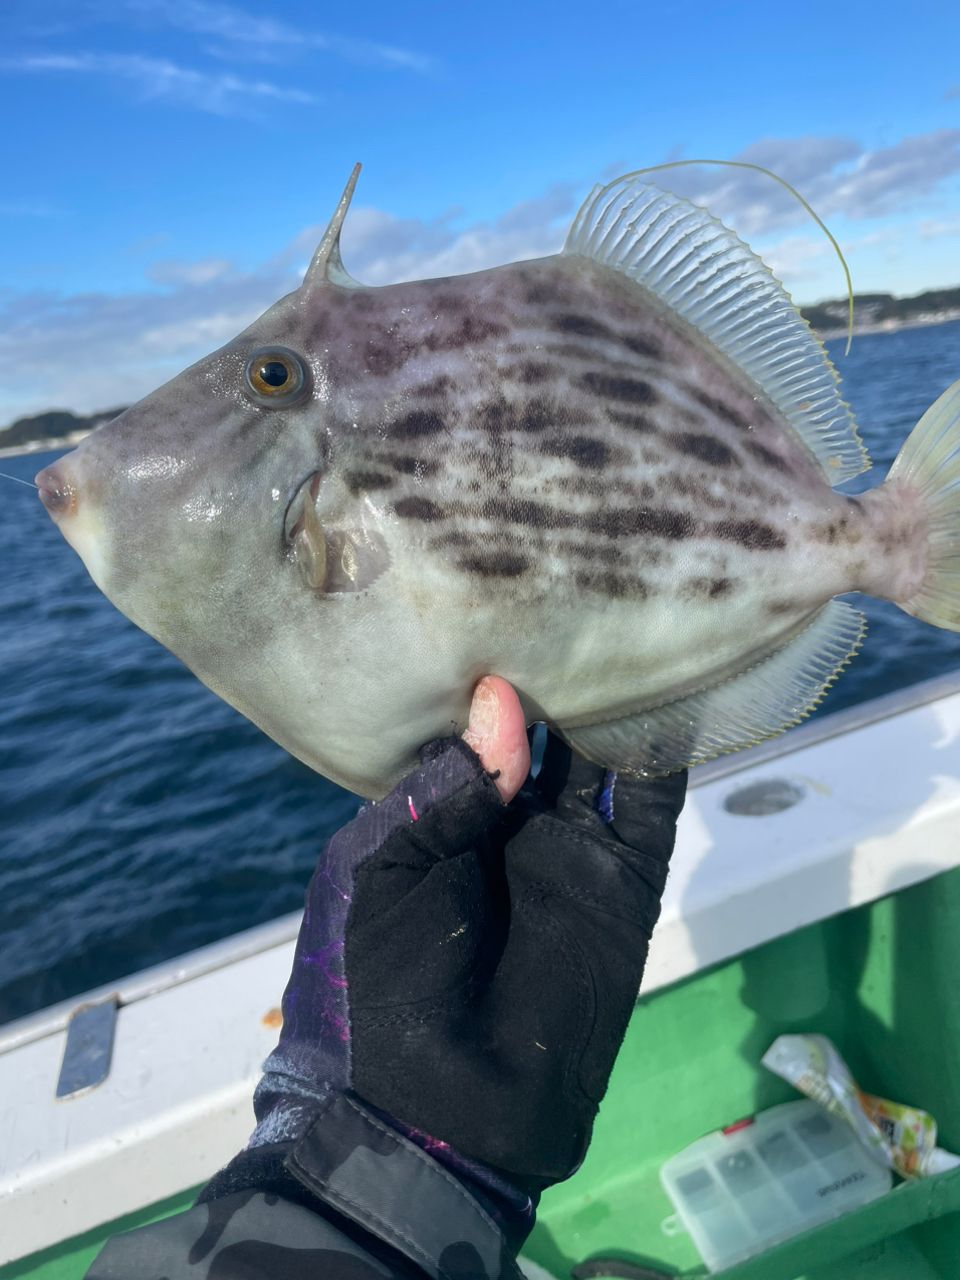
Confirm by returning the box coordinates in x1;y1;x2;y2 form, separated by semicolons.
36;164;960;797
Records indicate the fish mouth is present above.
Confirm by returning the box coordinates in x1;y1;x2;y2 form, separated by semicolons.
35;464;78;520
35;451;111;592
283;470;322;546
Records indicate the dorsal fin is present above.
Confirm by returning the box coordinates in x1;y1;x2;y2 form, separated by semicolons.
303;163;364;290
564;176;870;485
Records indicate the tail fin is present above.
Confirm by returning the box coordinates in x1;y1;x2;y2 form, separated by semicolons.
887;378;960;630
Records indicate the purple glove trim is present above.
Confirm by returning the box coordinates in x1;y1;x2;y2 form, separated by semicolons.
597;770;617;824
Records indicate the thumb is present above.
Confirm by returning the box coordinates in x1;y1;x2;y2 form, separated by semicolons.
462;676;530;802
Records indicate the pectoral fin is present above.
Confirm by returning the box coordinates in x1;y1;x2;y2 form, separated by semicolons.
292;515;389;595
324;527;390;593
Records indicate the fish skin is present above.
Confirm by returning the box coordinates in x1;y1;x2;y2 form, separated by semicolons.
43;236;921;797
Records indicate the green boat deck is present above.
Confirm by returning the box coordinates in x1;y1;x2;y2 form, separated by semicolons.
6;869;960;1279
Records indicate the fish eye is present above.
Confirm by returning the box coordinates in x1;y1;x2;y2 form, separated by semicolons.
244;346;309;407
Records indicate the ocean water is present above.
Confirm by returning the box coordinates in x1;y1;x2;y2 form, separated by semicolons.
1;319;959;1025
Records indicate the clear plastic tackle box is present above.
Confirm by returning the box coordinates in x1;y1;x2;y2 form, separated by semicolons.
660;1098;893;1271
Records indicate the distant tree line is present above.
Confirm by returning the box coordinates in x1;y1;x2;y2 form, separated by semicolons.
801;286;960;333
0;407;126;450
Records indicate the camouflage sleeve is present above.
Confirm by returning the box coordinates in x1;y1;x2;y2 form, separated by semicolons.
85;1093;524;1280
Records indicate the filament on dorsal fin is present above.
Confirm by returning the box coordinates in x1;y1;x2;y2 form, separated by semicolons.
603;159;855;356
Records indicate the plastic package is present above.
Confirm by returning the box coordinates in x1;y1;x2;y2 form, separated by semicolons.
762;1034;960;1179
660;1099;892;1272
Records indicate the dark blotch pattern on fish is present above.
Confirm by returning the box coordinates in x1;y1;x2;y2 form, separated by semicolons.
666;473;728;511
390;409;447;439
426;314;510;352
554;314;613;339
551;313;663;363
416;375;454;398
542;434;611;469
684;576;735;599
552;475;641;499
621;333;663;360
431;530;473;550
712;518;786;550
588;508;695;541
691;389;752;431
389;455;440;478
515;361;553;385
575;570;649;599
522;277;557;306
745;440;789;472
345;470;394;495
606;409;659;434
555;539;628;566
361;331;410;377
817;514;862;546
394;496;444;521
475;396;557;434
480;496;562;529
456;551;530;578
670;432;737;467
580;372;658;405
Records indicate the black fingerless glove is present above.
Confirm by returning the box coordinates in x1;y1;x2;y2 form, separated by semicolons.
202;733;686;1267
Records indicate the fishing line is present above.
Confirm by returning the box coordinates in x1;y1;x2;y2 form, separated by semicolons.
0;471;39;489
600;159;856;356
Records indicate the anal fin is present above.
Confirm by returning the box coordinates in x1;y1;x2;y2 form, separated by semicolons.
560;600;866;775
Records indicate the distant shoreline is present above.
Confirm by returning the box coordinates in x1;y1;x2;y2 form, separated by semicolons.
0;429;93;460
815;310;960;343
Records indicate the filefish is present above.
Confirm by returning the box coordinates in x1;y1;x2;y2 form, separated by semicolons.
36;167;960;798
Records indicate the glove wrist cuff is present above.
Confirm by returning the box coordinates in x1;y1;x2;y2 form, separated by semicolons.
286;1091;526;1279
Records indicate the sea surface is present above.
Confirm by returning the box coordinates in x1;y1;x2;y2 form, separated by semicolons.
2;319;960;1025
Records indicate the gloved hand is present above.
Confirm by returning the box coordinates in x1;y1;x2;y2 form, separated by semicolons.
87;680;686;1280
240;678;686;1193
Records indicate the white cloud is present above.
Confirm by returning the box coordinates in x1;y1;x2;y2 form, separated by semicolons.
4;0;433;117
0;261;297;419
828;130;960;218
137;309;259;354
125;0;433;72
919;217;960;240
337;184;578;285
754;226;902;297
649;131;960;233
2;51;317;115
147;257;234;286
760;235;829;282
841;229;897;251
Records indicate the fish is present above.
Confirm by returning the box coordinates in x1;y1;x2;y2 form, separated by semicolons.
35;165;960;799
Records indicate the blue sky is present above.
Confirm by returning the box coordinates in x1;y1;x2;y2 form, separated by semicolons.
1;0;959;421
